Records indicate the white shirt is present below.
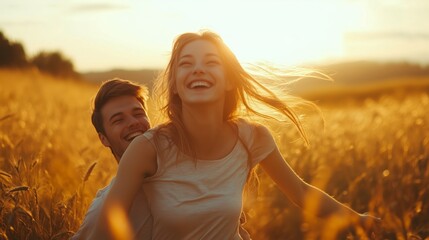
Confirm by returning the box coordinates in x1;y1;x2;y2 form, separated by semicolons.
142;119;276;240
71;178;152;240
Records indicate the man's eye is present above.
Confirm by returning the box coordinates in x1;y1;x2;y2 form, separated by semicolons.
112;119;123;124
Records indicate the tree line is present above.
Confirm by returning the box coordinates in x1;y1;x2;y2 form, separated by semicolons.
0;30;80;79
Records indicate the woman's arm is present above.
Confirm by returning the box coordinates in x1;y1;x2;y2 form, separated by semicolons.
90;135;157;239
259;147;380;229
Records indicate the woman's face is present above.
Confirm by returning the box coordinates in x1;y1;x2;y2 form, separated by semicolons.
174;39;232;106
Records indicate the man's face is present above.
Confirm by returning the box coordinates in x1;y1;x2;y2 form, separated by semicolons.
99;95;150;161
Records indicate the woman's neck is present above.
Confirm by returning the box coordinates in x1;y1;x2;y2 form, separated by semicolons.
181;103;236;160
182;103;224;141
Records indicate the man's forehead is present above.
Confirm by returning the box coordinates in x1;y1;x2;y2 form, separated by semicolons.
101;96;145;118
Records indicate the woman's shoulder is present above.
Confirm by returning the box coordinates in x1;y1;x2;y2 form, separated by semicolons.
142;123;171;139
234;118;273;146
234;118;277;165
142;127;156;139
235;118;270;133
140;123;175;151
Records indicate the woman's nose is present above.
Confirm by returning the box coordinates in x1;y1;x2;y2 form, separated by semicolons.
193;62;205;74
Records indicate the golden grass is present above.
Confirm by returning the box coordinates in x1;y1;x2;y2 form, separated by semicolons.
245;84;429;239
1;69;428;239
0;69;115;239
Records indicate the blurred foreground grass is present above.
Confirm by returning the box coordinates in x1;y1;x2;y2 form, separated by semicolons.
1;69;428;239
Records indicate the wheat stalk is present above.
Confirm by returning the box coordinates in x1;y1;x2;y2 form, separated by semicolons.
0;170;12;178
83;162;97;182
0;113;14;122
8;186;29;193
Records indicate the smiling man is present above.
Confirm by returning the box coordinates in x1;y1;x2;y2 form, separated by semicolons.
71;78;152;239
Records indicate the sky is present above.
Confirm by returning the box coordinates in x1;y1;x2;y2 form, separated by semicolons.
1;0;429;72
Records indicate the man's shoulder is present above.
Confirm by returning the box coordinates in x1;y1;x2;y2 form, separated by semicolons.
70;179;115;239
94;178;115;198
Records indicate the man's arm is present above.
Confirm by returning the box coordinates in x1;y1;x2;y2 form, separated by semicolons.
71;182;113;240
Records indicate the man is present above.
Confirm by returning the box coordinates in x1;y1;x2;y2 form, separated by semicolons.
72;78;152;239
72;78;251;239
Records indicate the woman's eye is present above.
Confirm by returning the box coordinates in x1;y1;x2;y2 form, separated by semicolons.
207;59;220;65
179;61;191;66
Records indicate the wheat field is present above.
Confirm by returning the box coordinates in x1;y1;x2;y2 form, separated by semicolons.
0;69;428;239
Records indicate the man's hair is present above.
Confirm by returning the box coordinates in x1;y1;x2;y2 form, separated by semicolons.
91;78;149;134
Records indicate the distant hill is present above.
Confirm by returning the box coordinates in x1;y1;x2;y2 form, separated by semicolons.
317;61;429;83
82;68;161;88
283;61;429;94
80;61;429;94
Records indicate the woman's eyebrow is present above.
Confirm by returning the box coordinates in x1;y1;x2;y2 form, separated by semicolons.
206;53;220;57
179;52;220;59
179;54;192;60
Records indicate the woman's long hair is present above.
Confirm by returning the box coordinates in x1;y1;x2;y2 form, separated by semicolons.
152;29;327;198
153;30;324;150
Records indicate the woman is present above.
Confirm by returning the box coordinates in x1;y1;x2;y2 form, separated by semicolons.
92;30;379;239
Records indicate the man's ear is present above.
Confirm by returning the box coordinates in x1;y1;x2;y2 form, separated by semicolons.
98;132;110;147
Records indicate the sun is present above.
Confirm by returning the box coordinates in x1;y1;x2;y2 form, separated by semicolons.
184;1;365;67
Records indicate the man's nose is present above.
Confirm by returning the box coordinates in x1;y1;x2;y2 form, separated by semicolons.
128;117;140;127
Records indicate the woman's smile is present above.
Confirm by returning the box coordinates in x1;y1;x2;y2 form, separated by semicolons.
188;79;213;89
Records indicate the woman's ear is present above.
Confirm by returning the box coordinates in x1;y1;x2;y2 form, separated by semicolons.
172;82;178;94
225;78;234;91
